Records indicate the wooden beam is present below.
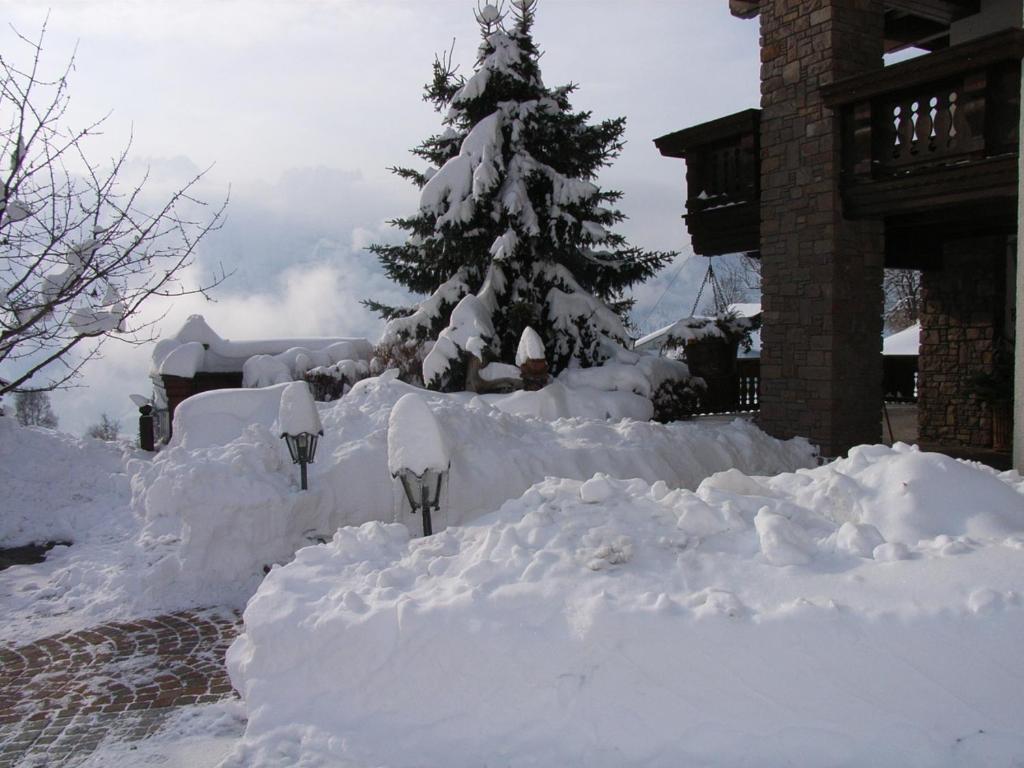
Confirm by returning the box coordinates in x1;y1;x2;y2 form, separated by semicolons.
654;109;760;159
726;0;979;23
728;0;760;20
884;0;979;25
842;156;1018;219
883;11;951;51
823;28;1024;106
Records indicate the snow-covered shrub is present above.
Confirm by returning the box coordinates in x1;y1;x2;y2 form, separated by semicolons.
651;375;704;423
302;359;370;402
370;337;431;386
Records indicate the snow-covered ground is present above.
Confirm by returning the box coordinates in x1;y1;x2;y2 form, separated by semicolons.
0;416;145;644
3;375;1024;767
226;445;1024;767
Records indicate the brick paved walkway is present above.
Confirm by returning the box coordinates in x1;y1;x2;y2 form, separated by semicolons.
0;610;241;767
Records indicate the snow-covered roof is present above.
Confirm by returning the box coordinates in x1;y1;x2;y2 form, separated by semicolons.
151;315;373;379
883;323;920;357
727;302;761;319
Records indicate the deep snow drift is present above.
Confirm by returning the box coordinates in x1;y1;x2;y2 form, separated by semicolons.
132;373;816;607
0;417;147;644
225;443;1024;768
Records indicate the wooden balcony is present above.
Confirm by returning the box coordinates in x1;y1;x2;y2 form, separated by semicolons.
654;109;760;258
822;29;1023;235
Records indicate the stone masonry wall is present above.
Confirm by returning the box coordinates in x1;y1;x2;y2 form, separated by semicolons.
919;237;1009;448
757;0;886;457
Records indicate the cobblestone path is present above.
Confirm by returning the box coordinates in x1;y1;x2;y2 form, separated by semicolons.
0;610;241;767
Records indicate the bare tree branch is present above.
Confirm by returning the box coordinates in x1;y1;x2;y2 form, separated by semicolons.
0;24;230;396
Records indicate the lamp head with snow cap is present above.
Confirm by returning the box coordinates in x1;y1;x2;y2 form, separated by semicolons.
387;392;450;537
278;381;324;491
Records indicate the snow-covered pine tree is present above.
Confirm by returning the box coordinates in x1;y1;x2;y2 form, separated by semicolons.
369;0;671;390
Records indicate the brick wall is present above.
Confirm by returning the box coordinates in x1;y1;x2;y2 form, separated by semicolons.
919;237;1009;448
757;0;886;457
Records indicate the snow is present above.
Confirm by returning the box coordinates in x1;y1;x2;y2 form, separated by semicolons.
884;322;920;356
515;325;545;364
130;373;815;606
421;293;496;386
478;361;521;381
478;4;500;23
170;384;291;450
151;315;371;378
387;392;450;476
4;198;34;222
727;302;762;319
420;112;504;229
380;272;471;345
0;416;142;644
159;341;208;378
6;377;1024;766
278;381;322;436
74;701;246;768
452;31;523;106
224;442;1024;767
0;415;128;549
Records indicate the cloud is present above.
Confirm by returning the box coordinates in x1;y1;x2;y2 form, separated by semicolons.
45;162;414;435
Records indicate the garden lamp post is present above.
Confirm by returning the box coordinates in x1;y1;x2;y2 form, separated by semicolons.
130;394;155;451
394;466;447;537
278;381;324;491
282;429;322;490
387;392;451;537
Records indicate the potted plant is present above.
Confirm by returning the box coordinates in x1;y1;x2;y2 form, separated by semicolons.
663;311;759;413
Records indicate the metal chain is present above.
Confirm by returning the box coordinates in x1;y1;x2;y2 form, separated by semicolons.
690;260;726;317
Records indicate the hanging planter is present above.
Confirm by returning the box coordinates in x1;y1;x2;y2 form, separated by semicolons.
660;312;758;414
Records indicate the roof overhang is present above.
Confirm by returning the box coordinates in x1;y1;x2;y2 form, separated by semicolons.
730;0;979;19
728;0;982;50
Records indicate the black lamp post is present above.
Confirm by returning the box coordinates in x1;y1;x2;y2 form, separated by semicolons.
130;394;155;451
394;466;447;537
281;429;323;490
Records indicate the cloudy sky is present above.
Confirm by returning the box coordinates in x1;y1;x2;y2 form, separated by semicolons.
2;0;761;434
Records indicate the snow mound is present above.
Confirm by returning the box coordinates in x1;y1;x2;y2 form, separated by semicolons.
0;416;130;547
387;393;449;475
278;381;322;437
133;373;815;606
0;416;146;644
752;443;1024;543
227;455;1024;767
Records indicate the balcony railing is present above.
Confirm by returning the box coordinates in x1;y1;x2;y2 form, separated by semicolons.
822;28;1023;220
654;109;760;257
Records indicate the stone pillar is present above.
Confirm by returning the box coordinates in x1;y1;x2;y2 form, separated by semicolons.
757;0;886;457
921;237;1011;450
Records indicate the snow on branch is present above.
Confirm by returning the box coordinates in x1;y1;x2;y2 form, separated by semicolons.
0;24;229;395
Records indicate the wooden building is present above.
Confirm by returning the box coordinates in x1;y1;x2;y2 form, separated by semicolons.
656;0;1022;460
